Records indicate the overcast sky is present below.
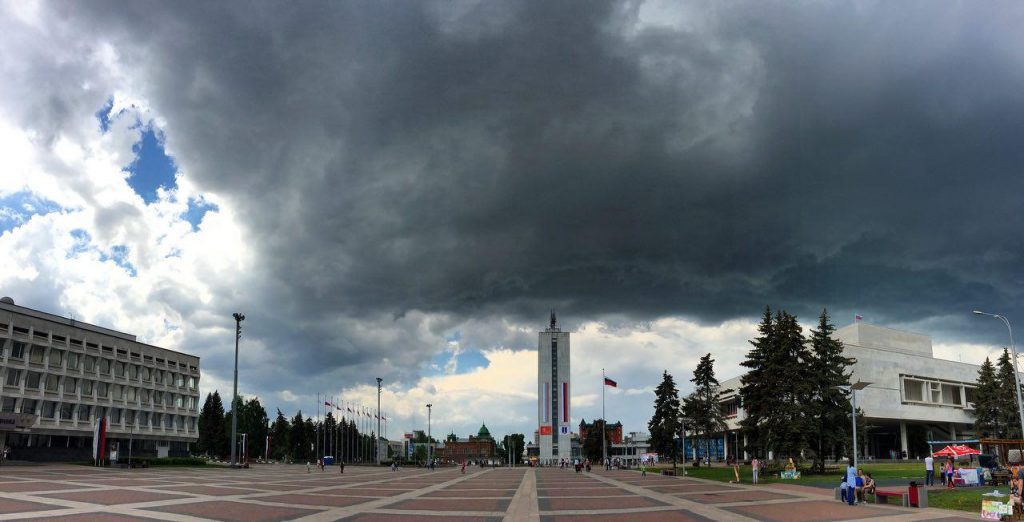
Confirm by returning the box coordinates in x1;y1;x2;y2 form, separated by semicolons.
2;0;1023;441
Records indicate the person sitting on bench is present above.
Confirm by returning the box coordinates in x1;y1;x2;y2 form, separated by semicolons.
861;473;876;501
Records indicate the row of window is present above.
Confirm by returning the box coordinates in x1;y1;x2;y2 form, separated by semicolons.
902;375;977;407
2;341;198;389
0;325;196;373
3;369;198;410
0;396;196;430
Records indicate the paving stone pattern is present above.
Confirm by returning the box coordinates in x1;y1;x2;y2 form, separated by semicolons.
0;464;983;521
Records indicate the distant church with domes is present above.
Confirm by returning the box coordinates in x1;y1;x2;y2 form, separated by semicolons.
438;422;498;464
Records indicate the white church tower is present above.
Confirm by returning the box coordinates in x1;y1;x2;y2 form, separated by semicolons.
538;311;571;464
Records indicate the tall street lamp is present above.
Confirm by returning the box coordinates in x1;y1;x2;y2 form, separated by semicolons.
426;403;432;467
376;377;383;466
974;311;1024;436
839;381;871;469
230;312;245;468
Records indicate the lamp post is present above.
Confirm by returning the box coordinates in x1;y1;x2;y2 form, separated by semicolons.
230;312;245;468
974;311;1024;436
839;381;871;468
426;403;432;468
376;377;383;466
679;417;689;476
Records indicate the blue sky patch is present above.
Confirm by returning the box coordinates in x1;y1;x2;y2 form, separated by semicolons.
183;198;218;231
126;127;177;204
103;244;137;277
0;191;62;234
427;345;489;375
67;229;92;258
96;97;114;132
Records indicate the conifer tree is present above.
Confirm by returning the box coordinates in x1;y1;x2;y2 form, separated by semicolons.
648;370;681;469
739;307;774;458
806;309;855;472
270;409;291;460
995;349;1022;438
682;353;727;464
762;311;813;459
973;357;1001;438
197;391;226;458
290;411;309;461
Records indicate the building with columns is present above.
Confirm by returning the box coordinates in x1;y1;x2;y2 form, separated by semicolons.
717;322;980;462
538;312;571;465
0;297;200;462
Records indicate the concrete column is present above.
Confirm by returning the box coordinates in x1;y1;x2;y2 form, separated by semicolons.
742;434;749;461
723;431;728;461
949;423;957;440
900;421;909;457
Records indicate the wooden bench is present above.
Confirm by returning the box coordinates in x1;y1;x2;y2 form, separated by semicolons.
874;489;908;507
823;465;841;474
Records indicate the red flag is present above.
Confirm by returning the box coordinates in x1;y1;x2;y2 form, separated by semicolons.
604;377;617;387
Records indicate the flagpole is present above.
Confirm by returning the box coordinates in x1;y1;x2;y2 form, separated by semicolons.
602;368;607;465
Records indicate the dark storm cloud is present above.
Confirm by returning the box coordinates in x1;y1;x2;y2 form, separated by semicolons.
56;0;1024;376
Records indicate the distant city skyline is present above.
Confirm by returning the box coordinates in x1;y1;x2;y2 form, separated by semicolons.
2;1;1023;439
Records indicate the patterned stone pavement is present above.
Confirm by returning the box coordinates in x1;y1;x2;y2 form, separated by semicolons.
0;464;984;521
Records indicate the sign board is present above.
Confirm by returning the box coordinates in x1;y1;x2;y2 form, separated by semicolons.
539;425;552;436
779;470;801;480
407;442;414;457
982;500;1013;520
560;426;569;435
0;413;35;431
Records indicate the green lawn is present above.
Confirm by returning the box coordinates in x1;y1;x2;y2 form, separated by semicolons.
648;462;926;488
929;487;1012;512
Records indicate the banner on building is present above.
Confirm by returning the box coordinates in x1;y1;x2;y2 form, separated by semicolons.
539;425;552;436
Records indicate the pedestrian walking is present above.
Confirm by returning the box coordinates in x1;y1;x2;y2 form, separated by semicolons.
461;461;466;474
924;454;934;486
751;457;760;485
640;460;647;477
339;461;345;474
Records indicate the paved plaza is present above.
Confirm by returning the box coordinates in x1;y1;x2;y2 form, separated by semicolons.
0;464;983;521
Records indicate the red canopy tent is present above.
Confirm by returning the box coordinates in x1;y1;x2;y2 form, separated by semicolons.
933;444;981;457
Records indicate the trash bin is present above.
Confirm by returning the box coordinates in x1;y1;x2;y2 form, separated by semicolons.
323;456;334;466
908;482;921;508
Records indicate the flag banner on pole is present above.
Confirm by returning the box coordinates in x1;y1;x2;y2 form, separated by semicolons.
604;377;618;387
855;314;863;321
325;401;332;406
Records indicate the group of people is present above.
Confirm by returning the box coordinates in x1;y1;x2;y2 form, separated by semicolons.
557;458;592;473
840;466;876;505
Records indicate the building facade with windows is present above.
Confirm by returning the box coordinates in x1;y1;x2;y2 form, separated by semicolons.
0;297;201;461
718;322;982;462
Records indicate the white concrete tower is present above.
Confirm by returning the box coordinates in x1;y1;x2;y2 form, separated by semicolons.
538;311;571;464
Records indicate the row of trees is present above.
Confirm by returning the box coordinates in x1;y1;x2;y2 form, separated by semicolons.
648;308;859;472
973;349;1023;439
196;391;378;463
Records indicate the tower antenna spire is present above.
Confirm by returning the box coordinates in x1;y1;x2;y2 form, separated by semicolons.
550;310;557;329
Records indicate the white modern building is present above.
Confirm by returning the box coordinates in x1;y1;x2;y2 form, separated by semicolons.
0;297;201;461
538;312;571;464
718;322;982;461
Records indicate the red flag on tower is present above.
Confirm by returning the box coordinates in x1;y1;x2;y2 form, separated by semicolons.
604;377;617;387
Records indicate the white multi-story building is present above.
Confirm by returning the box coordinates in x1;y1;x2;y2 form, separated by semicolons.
717;322;982;461
538;312;571;464
0;297;201;461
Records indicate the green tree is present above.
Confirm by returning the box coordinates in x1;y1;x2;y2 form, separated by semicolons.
974;357;1002;438
995;349;1022;438
412;444;427;464
806;309;856;472
270;409;291;461
499;433;526;465
648;370;681;469
197;391;226;458
290;411;309;461
681;353;727;465
739;307;774;458
581;420;612;462
740;308;814;461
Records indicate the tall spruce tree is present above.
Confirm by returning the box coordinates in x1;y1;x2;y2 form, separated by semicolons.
648;371;682;468
290;411;309;461
973;357;1001;438
682;353;727;464
270;409;291;460
806;309;855;472
767;311;813;459
995;349;1022;438
739;307;774;458
197;391;226;457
